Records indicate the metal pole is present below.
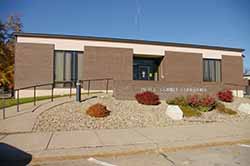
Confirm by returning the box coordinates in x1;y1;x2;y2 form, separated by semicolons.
17;90;19;112
34;86;36;106
106;79;109;94
87;80;90;95
237;86;239;97
51;84;54;102
76;80;81;102
70;82;72;98
2;91;5;119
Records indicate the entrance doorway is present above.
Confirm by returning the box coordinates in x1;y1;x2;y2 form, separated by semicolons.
138;65;150;80
133;57;162;81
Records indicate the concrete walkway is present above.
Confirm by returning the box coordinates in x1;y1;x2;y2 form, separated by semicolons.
0;96;75;133
0;119;250;162
0;93;103;133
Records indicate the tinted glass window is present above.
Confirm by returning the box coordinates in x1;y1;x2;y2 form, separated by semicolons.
54;51;83;82
203;59;221;82
133;57;160;80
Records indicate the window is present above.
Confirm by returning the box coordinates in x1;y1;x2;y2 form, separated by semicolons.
203;59;221;82
54;51;83;83
133;57;161;80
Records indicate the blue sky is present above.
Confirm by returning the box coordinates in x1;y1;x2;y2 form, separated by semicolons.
1;0;250;69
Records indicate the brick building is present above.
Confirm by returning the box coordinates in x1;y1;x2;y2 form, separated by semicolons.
14;33;245;99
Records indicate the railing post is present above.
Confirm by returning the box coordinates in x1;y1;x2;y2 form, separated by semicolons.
236;86;239;97
34;86;36;106
2;93;5;120
106;79;109;94
87;80;90;95
76;80;81;102
51;84;54;102
70;82;72;98
17;90;19;112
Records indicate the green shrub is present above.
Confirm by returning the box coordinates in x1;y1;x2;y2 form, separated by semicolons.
167;95;215;112
216;102;237;115
196;106;211;112
180;105;202;117
166;96;187;106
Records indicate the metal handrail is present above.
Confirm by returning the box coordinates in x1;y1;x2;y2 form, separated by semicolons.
1;78;113;119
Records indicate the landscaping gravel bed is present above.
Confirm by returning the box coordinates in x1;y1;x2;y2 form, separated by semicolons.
33;94;250;132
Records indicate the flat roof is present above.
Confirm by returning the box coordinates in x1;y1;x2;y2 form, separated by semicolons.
14;32;245;52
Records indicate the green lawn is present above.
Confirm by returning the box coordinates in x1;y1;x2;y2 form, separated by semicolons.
0;92;102;109
0;94;71;109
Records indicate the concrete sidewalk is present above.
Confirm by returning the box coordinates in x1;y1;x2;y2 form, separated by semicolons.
0;119;249;162
0;94;98;133
0;96;75;133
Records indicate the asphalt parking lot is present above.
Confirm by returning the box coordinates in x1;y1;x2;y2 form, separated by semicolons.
31;144;250;166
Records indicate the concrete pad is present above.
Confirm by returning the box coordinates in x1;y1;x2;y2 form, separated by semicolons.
134;127;190;144
95;129;152;146
48;130;102;149
0;135;6;140
0;97;74;133
229;119;250;131
134;124;242;144
0;113;37;133
1;132;52;151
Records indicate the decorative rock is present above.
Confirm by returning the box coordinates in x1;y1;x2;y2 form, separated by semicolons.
238;103;250;114
166;105;183;120
32;94;250;132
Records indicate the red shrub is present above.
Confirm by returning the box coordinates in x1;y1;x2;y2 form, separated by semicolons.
187;94;216;107
135;91;160;105
86;103;110;118
199;95;216;107
187;95;200;107
217;89;233;102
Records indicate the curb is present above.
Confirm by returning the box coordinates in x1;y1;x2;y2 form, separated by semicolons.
31;138;250;164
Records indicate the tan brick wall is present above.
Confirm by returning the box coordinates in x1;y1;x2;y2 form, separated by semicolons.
113;80;245;100
113;80;225;100
160;51;203;83
83;46;133;81
222;55;244;84
14;43;54;89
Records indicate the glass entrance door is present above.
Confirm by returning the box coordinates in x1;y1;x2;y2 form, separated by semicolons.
138;65;150;80
133;57;161;81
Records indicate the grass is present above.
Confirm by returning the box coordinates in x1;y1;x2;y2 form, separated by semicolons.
179;105;202;117
0;92;102;109
0;94;70;109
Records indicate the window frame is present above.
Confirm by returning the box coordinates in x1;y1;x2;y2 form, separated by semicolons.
53;50;83;83
203;58;221;82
